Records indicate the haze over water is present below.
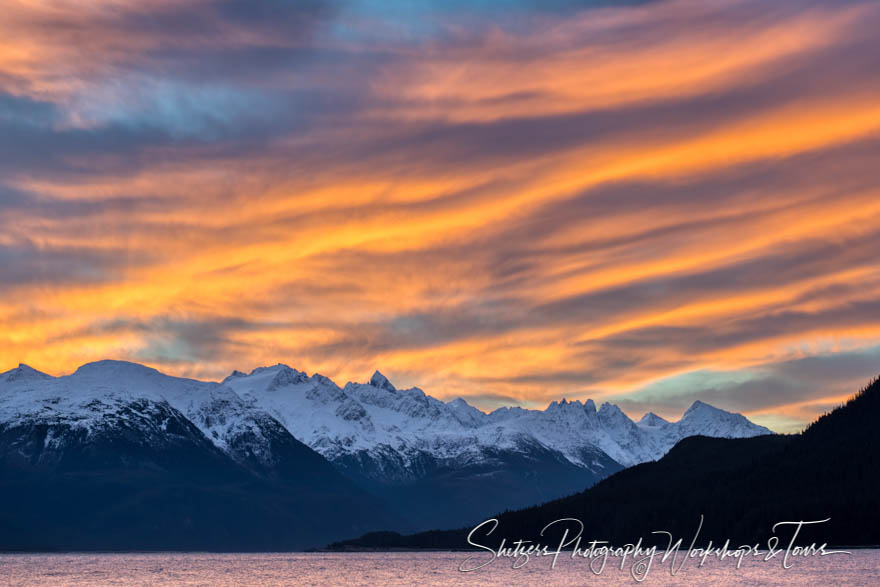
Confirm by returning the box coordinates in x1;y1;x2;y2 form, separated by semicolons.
1;551;878;586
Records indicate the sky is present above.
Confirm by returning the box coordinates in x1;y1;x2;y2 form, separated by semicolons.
2;0;880;432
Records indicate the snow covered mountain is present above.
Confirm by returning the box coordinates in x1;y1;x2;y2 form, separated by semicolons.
223;363;770;528
0;361;406;550
222;364;770;469
0;360;771;533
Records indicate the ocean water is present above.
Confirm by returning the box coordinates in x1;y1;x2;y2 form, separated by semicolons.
1;551;878;586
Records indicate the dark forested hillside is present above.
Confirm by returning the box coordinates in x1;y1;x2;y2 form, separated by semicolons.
0;409;407;551
329;376;880;550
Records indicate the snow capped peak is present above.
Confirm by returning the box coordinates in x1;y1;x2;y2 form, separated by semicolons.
488;405;527;418
266;366;310;391
250;363;292;376
598;402;623;415
72;360;162;379
677;399;771;437
446;397;486;427
638;412;669;427
548;397;579;408
222;370;248;384
681;399;723;419
584;399;597;413
3;363;51;382
368;370;396;392
309;373;335;386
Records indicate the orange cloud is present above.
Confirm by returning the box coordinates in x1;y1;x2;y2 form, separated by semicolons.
2;0;880;430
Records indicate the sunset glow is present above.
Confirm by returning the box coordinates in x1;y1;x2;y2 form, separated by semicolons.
3;0;880;432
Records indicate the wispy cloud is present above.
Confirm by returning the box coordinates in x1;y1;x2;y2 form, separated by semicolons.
2;0;880;430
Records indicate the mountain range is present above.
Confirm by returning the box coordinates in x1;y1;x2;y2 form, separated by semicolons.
222;364;770;528
0;360;770;548
330;375;880;550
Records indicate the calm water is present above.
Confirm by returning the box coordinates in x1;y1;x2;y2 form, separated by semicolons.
1;551;878;586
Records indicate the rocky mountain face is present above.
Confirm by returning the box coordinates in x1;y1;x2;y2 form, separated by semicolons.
0;360;771;538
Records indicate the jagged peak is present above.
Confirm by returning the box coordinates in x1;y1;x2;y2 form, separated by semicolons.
369;370;396;392
639;411;669;426
3;363;52;381
584;399;597;413
598;401;622;414
546;398;586;414
682;399;719;418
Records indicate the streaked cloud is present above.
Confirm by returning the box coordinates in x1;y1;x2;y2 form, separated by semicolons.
2;0;880;431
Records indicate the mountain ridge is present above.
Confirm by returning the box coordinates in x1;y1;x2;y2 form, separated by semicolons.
3;360;770;431
1;359;772;532
328;375;880;550
0;360;408;550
